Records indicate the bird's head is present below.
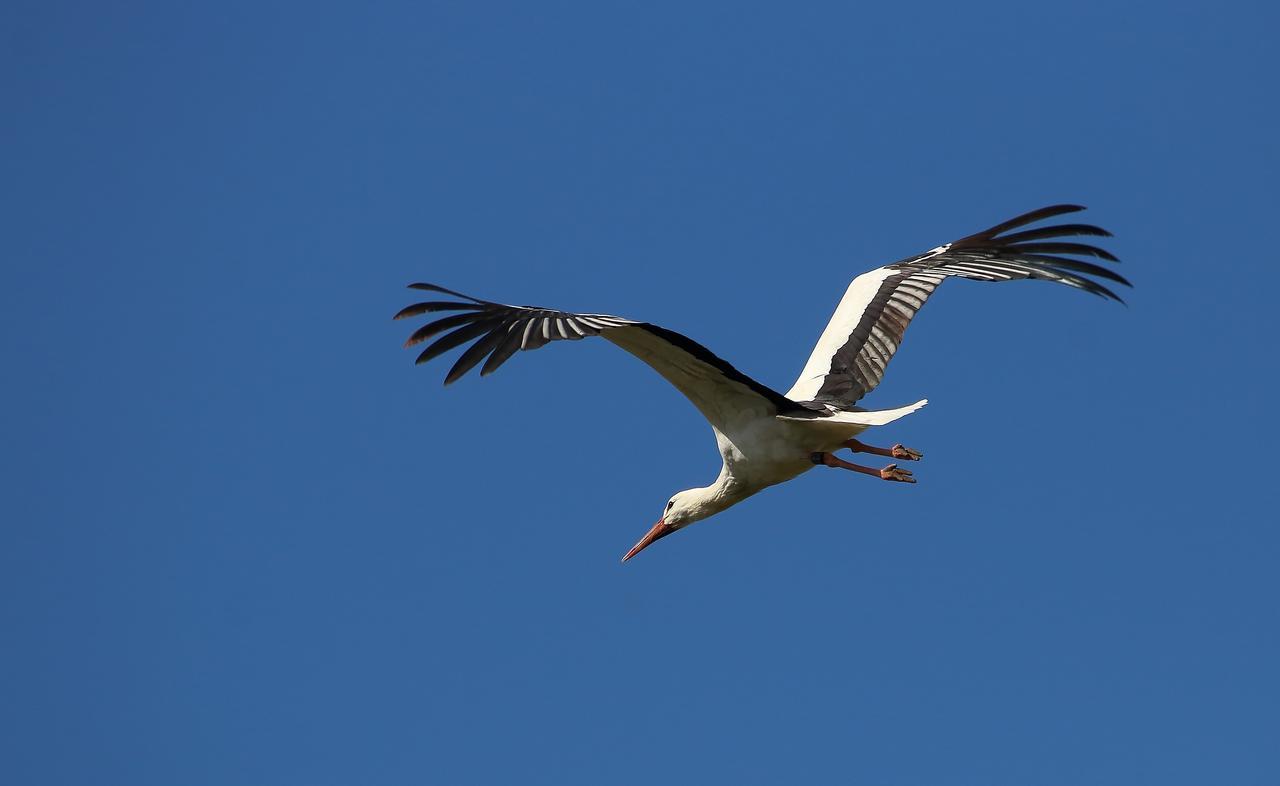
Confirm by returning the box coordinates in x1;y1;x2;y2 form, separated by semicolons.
621;489;711;562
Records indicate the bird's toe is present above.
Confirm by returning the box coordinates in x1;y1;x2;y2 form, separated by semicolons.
891;444;923;461
880;464;916;483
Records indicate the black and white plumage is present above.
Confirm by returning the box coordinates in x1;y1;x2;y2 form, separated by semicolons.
398;205;1128;561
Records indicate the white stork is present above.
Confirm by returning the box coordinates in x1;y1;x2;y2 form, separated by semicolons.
397;205;1127;561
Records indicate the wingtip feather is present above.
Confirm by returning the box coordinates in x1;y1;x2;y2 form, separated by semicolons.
977;204;1089;240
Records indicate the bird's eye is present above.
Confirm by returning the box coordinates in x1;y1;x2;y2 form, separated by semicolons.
666;500;675;511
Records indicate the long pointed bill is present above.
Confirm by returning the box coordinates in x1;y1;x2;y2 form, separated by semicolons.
621;519;674;562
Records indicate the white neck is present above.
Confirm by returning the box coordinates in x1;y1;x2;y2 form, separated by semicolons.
685;466;752;520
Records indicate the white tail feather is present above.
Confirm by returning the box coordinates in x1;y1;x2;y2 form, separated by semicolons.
778;398;928;426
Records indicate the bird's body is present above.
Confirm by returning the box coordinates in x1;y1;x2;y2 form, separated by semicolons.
601;327;907;486
694;401;923;498
399;205;1128;560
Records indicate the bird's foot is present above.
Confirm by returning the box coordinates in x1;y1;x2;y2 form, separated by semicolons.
813;452;918;484
880;463;916;483
844;438;923;461
891;444;923;461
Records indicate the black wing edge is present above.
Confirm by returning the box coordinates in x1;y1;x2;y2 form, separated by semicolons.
394;283;634;385
925;204;1131;303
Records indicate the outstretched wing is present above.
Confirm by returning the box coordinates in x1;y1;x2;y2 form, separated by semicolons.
785;205;1129;407
396;283;804;427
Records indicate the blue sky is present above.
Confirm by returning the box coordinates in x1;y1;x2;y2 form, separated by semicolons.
3;1;1278;784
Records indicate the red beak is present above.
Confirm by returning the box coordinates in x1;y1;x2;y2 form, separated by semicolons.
621;519;674;562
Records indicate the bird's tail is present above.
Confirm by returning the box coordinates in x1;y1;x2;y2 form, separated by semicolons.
778;398;928;426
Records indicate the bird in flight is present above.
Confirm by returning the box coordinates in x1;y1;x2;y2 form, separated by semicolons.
397;205;1127;561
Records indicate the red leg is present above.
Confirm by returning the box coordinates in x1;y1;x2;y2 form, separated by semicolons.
843;438;923;461
810;452;916;483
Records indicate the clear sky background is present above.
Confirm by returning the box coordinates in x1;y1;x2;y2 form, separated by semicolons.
3;1;1278;784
